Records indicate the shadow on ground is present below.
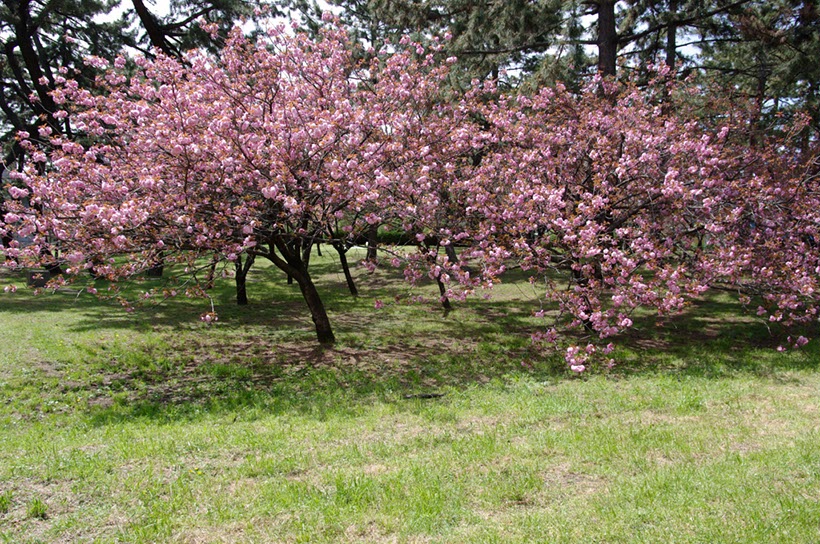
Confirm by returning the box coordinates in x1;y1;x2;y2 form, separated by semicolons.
2;265;818;425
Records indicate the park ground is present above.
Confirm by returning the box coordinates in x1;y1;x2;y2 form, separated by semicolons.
1;249;819;543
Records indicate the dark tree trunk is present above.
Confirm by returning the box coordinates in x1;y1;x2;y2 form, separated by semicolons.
1;192;11;253
234;253;254;306
597;0;618;77
666;0;678;70
366;224;378;262
445;244;458;265
204;256;218;289
332;240;359;297
750;55;769;148
296;271;335;344
12;1;58;120
437;277;452;311
1;231;12;252
130;0;177;56
302;239;313;268
235;271;248;305
268;236;335;345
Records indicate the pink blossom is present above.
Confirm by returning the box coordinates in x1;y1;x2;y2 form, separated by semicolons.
200;312;218;324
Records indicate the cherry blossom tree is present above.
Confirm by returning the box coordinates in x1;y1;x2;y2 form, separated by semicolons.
1;20;475;344
447;74;819;369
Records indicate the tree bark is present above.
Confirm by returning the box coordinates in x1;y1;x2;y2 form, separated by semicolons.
597;0;618;77
12;0;58;119
130;0;177;56
235;270;248;305
665;0;678;70
234;253;255;306
332;240;359;297
296;271;336;344
366;224;378;262
444;244;458;265
268;237;335;344
437;277;452;311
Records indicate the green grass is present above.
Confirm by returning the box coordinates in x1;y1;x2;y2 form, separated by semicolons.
26;498;48;521
1;250;819;542
0;490;12;514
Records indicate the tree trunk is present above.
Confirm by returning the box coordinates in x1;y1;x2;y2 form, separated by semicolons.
332;241;358;297
296;271;336;344
12;1;58;121
1;231;12;252
665;0;678;70
750;55;769;148
268;237;335;345
366;224;378;262
597;0;618;77
445;244;458;265
1;193;11;253
204;256;218;289
235;270;249;305
130;0;177;56
437;277;452;311
234;253;255;306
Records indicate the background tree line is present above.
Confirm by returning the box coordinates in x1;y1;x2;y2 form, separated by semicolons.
3;0;818;169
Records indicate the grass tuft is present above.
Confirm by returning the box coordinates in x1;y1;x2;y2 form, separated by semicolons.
0;490;11;514
26;498;47;520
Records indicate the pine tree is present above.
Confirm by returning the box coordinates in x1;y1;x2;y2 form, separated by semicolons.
286;0;565;83
698;0;820;139
1;0;256;173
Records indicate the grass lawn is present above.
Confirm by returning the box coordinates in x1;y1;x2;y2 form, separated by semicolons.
1;249;819;543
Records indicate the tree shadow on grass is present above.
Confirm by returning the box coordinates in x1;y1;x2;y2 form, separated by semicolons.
609;296;820;378
4;266;818;425
83;306;819;428
77;297;559;426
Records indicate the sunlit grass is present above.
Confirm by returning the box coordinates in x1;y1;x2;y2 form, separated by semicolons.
1;249;819;542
